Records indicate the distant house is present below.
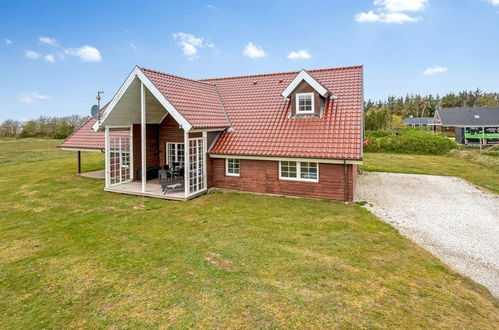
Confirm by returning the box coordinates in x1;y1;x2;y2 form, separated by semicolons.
60;65;363;201
433;107;499;144
403;116;435;130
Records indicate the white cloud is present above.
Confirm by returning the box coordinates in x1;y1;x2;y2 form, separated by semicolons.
287;49;311;60
173;32;202;58
25;50;41;59
65;45;102;62
128;42;137;52
44;54;55;63
243;42;266;58
356;0;426;24
374;0;428;12
424;66;448;75
20;92;51;104
5;39;12;45
355;11;420;23
39;36;58;47
489;0;499;5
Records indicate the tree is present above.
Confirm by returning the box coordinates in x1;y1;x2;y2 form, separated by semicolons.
54;122;75;139
20;120;38;138
0;120;22;137
365;108;390;130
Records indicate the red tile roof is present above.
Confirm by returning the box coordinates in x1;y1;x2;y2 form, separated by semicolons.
140;67;230;128
59;105;127;150
60;66;363;160
203;66;363;160
59;117;104;150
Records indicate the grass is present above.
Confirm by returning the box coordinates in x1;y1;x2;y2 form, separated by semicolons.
362;152;499;194
0;139;498;328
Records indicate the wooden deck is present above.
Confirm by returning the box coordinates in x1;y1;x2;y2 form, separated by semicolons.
104;180;207;201
105;180;186;201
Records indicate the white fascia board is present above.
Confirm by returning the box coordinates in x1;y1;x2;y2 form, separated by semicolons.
210;153;363;165
93;66;192;132
281;70;330;98
60;147;103;152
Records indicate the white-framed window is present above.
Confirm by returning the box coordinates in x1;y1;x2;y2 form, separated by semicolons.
279;161;318;182
121;150;130;168
296;92;314;114
166;142;184;166
226;158;240;177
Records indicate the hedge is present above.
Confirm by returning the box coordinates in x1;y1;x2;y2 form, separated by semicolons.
364;128;456;155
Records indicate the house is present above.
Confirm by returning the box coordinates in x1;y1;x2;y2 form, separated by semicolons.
60;65;363;201
403;116;436;130
433;107;499;144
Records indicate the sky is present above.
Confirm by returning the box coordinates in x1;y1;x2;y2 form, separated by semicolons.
0;0;498;121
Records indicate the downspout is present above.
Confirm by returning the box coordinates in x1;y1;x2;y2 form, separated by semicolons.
344;160;348;202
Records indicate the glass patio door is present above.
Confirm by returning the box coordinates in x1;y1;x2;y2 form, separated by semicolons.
109;136;131;185
188;138;205;194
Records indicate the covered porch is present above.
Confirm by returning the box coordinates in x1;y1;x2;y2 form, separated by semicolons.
96;68;212;201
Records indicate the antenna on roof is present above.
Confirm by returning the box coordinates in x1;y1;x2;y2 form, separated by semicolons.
90;90;104;119
96;90;104;109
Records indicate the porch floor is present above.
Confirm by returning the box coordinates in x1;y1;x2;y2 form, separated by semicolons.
105;179;187;201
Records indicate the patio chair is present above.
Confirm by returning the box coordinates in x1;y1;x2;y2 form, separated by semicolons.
172;166;184;181
158;169;171;184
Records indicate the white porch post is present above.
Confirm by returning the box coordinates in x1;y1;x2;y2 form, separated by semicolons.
129;124;134;181
104;126;110;188
141;81;147;193
184;130;190;199
202;131;207;190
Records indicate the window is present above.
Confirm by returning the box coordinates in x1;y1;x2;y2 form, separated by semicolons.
296;93;314;114
167;143;184;166
280;161;318;182
121;151;130;168
226;159;240;176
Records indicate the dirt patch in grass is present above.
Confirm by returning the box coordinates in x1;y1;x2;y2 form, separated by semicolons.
192;192;226;205
204;252;237;271
0;239;42;264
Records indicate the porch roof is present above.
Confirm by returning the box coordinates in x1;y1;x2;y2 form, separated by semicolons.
139;67;230;129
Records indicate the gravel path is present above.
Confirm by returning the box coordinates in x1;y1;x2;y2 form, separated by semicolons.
355;172;499;298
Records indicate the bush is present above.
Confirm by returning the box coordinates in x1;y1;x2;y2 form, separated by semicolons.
365;130;390;138
365;128;456;155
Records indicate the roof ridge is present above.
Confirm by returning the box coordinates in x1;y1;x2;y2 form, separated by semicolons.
199;65;363;81
138;66;217;87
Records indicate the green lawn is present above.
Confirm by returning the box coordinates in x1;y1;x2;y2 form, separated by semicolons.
0;139;498;328
362;152;499;194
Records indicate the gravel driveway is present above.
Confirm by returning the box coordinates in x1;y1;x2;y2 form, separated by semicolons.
355;172;499;298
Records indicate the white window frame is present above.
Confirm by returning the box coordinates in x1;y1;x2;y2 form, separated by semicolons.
166;142;184;166
295;92;314;114
225;158;240;177
279;161;319;182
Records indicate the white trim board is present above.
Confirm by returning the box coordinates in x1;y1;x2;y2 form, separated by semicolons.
93;66;192;132
281;70;330;98
60;147;103;152
210;153;363;165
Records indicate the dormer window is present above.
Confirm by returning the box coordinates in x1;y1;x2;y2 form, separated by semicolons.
296;93;314;114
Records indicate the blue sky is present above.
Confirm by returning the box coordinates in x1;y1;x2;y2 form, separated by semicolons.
0;0;498;121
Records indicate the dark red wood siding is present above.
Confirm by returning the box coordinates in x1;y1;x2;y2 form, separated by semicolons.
210;158;356;201
132;124;160;178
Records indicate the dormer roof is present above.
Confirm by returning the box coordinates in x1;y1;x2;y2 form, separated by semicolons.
281;69;331;99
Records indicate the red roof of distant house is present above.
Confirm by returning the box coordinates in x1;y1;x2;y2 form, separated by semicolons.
60;66;363;160
140;67;230;128
203;66;363;160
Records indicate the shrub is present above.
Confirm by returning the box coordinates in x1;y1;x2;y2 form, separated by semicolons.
365;130;390;138
365;128;456;155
